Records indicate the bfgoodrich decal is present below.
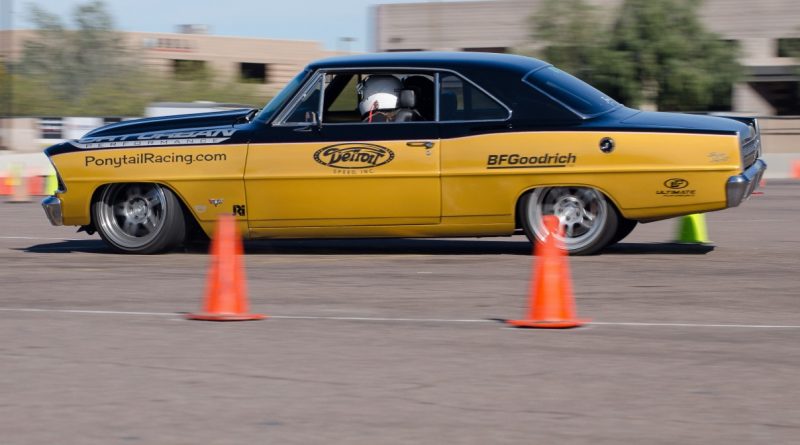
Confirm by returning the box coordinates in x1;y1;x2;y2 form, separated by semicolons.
314;143;395;169
487;153;576;169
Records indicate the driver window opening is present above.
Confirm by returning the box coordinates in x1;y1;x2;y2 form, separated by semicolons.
285;77;322;124
323;72;435;124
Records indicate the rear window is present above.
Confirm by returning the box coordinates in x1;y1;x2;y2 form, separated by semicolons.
439;74;509;121
523;67;619;117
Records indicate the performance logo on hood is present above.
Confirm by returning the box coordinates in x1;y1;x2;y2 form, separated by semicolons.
69;128;237;149
314;143;394;169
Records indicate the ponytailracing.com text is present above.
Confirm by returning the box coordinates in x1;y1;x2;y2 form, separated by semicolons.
84;152;226;168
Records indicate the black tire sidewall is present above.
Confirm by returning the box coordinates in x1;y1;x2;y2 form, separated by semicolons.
609;217;638;246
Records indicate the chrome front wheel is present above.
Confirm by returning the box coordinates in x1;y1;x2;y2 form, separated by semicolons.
93;183;186;254
520;187;618;255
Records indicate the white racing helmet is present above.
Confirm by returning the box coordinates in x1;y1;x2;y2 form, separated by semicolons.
358;75;402;115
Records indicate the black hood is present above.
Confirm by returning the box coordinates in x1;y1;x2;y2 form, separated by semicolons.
83;108;256;139
45;109;257;157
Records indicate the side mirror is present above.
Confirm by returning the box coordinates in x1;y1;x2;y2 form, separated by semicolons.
305;111;318;125
294;111;321;133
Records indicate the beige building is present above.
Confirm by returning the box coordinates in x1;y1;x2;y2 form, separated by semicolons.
0;27;341;151
373;0;800;115
0;27;340;97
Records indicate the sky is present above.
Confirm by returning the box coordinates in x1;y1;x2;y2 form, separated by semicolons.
1;0;468;52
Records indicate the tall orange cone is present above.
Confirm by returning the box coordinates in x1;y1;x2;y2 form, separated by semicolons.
507;215;587;329
7;166;31;203
27;175;45;196
791;160;800;180
0;174;10;196
187;214;266;321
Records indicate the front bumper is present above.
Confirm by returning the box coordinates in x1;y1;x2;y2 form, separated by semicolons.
726;159;767;208
41;195;63;226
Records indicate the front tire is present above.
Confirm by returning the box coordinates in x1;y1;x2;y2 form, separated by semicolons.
93;183;186;254
520;187;618;255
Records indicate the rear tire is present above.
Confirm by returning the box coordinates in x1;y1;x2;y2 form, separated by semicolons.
520;187;618;255
609;218;638;245
93;183;186;254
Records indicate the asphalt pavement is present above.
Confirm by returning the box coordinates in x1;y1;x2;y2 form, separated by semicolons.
0;182;798;444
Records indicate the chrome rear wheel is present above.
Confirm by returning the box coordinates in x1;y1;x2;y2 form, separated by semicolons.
520;187;618;255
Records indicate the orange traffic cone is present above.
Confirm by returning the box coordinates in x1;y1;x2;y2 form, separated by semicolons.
187;214;266;321
792;160;800;180
752;177;766;196
507;215;587;329
0;175;10;196
8;168;31;203
27;175;45;196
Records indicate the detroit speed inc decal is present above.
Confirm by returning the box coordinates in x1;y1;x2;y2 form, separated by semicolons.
313;143;395;170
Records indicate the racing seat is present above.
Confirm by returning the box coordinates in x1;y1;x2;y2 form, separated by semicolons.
403;75;435;120
394;89;423;122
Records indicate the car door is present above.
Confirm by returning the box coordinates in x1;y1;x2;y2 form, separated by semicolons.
244;70;441;228
437;71;515;218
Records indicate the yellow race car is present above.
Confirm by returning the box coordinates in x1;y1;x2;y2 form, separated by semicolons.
42;52;765;254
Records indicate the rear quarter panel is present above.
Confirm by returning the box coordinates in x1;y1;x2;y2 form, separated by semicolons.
440;131;741;222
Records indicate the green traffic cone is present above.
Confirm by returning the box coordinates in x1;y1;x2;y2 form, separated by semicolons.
676;213;710;244
45;173;58;195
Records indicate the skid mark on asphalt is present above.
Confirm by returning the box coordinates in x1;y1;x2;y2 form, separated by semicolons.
0;308;799;329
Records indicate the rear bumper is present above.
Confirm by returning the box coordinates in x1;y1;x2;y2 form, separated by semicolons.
726;159;767;208
41;195;63;226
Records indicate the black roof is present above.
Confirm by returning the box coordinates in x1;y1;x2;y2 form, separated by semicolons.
308;51;549;75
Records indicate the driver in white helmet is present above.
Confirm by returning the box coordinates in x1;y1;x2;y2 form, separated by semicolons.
358;75;403;123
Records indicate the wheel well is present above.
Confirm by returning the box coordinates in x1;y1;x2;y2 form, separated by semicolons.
88;182;200;235
513;185;628;229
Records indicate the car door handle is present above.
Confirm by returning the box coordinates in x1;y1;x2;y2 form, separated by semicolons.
406;141;434;148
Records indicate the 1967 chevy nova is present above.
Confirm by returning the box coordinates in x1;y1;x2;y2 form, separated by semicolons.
41;52;766;254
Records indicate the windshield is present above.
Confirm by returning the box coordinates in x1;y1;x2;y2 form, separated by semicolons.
523;66;619;117
255;68;311;123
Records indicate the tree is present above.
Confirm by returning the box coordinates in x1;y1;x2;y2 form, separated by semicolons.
12;1;267;116
526;0;741;111
528;0;609;82
18;1;133;104
606;0;740;111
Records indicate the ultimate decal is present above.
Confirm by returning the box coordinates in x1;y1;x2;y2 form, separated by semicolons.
487;153;577;169
314;143;395;169
657;179;696;197
663;178;689;189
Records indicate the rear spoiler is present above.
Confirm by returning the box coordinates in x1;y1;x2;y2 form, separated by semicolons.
714;115;759;143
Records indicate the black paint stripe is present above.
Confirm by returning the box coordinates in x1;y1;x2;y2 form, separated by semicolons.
46;123;739;158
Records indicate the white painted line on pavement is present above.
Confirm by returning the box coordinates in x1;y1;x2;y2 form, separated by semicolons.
0;308;173;316
0;307;799;329
0;235;90;241
272;315;490;323
588;321;800;329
